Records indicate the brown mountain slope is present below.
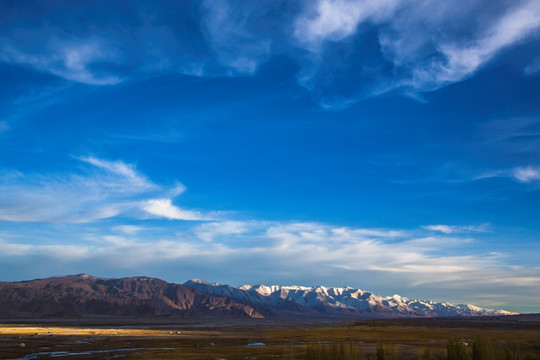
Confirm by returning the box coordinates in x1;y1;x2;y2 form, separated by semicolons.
0;274;269;319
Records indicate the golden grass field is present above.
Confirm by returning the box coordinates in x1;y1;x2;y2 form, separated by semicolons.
0;316;539;359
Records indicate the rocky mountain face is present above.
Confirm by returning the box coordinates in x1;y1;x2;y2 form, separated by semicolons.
183;279;320;317
0;274;516;319
185;279;517;318
0;274;268;319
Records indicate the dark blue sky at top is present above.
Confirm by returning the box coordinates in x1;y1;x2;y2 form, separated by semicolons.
1;0;540;312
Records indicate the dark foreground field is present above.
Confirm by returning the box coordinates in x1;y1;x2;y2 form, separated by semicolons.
1;315;539;359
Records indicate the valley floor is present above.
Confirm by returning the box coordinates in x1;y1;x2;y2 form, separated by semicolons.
0;315;539;359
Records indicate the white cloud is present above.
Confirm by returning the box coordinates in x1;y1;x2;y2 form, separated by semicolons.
403;236;474;247
338;227;405;238
406;0;540;91
168;183;187;197
112;225;145;235
0;170;127;223
0;156;201;223
102;235;132;247
292;0;540;105
1;1;537;106
0;242;33;256
513;166;540;183
423;224;490;234
0;221;475;272
0;241;90;260
264;222;406;249
0;39;123;85
444;161;540;185
200;0;272;75
82;157;138;178
78;156;155;192
142;198;207;221
194;221;251;242
472;170;505;181
294;0;398;49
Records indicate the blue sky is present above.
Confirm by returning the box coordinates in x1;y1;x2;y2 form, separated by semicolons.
1;0;540;313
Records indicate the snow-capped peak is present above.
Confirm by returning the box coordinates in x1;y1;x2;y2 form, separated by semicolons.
186;278;221;286
184;279;518;318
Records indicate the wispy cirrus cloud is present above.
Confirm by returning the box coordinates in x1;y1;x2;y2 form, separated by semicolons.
194;221;253;242
468;165;540;185
1;39;123;85
0;156;207;223
294;0;399;50
0;169;129;223
403;0;540;92
294;0;540;105
0;241;91;259
199;0;272;75
512;166;540;183
480;118;540;150
112;225;145;235
2;1;538;107
77;156;155;192
423;224;490;234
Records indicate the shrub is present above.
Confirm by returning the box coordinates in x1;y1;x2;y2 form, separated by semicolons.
305;341;364;360
447;337;468;360
376;343;397;360
472;336;494;360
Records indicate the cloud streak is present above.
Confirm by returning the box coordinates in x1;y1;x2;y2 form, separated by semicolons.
1;39;123;85
513;166;540;183
1;1;538;107
0;156;204;223
199;0;272;75
423;224;490;234
469;165;540;185
294;0;398;49
143;199;209;221
404;0;540;91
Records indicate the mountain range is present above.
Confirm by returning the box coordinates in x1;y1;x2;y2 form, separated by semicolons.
0;274;267;319
185;279;516;318
0;274;516;319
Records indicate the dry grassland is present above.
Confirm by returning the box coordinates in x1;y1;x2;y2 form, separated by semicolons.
0;316;538;359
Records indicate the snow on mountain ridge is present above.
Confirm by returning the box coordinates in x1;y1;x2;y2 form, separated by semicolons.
184;279;517;317
188;278;221;286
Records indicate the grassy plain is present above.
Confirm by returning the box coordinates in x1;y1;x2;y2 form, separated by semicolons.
0;315;538;359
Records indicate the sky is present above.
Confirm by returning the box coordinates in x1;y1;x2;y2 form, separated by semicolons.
0;0;540;314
